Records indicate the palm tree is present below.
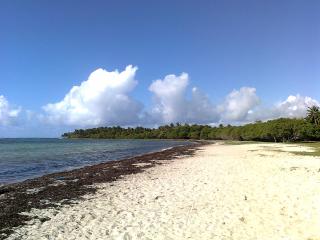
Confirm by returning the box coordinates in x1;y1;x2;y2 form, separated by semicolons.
306;106;320;125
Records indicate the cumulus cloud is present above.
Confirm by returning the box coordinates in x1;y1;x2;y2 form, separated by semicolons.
148;73;218;124
149;73;189;123
219;87;260;122
0;95;21;126
23;65;320;130
43;65;143;127
272;95;320;118
244;94;320;122
2;63;320;138
216;89;319;124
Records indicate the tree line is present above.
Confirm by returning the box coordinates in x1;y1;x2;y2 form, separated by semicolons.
62;106;320;142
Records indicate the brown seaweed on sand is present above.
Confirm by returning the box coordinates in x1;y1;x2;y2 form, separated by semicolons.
0;141;207;239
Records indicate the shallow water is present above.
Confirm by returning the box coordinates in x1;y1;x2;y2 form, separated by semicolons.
0;138;189;184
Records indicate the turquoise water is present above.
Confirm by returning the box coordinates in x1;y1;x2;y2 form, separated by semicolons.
0;138;189;184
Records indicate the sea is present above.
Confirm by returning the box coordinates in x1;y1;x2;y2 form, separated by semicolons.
0;138;190;185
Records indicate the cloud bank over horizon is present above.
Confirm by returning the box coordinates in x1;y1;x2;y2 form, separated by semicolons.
1;65;319;136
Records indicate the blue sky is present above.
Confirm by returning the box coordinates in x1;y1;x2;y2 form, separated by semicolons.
0;0;319;137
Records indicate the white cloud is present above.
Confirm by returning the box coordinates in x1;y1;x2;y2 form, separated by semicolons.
146;74;319;126
216;89;319;124
245;94;320;122
266;94;319;119
39;63;320;128
148;73;218;124
219;87;260;122
149;73;189;123
42;68;268;127
2;60;320;139
273;94;319;118
43;65;143;127
0;95;21;126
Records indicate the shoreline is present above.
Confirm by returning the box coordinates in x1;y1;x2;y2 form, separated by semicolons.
0;138;194;186
3;141;320;239
0;141;207;239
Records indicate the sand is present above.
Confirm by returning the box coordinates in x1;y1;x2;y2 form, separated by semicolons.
7;143;320;240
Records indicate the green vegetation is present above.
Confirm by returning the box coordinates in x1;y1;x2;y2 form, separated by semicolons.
306;106;320;126
62;106;320;142
291;142;320;157
254;142;320;157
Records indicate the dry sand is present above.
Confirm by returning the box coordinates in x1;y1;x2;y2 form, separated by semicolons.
8;143;320;240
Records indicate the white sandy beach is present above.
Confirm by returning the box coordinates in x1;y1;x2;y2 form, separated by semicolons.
8;142;320;240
